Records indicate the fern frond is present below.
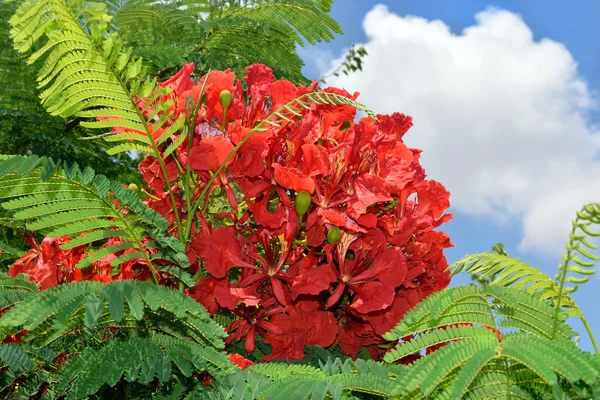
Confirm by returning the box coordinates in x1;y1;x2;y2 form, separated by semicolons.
0;156;187;273
449;202;600;353
389;332;600;399
383;282;600;399
0;343;35;373
0;279;226;349
54;334;234;399
385;325;497;362
7;0;190;205
108;0;342;81
10;0;146;119
223;1;341;46
0;272;38;309
383;285;493;341
450;253;578;312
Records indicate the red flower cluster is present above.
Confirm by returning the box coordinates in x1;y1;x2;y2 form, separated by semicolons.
9;233;152;288
135;63;454;361
9;235;84;290
8;62;454;363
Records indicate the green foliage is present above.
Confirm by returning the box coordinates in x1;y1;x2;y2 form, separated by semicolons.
0;271;38;308
0;276;230;399
54;334;234;399
0;2;141;183
109;0;342;81
320;44;368;83
1;2;599;399
0;276;226;347
0;156;190;278
196;357;402;399
450;203;600;353
381;283;599;399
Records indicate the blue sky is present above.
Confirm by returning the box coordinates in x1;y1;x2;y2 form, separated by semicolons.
298;1;600;351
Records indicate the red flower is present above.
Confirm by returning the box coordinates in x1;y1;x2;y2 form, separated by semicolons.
139;156;179;193
225;297;285;354
189;136;235;173
6;64;453;362
262;300;340;361
190;226;254;279
228;353;255;369
9;236;85;290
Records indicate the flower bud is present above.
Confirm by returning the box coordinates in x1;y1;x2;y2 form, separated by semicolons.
219;89;233;109
327;226;341;245
128;183;139;192
295;190;311;216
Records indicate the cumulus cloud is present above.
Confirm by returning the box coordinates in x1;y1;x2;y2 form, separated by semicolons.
319;5;600;256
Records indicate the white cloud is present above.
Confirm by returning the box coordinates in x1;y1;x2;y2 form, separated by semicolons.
319;5;600;256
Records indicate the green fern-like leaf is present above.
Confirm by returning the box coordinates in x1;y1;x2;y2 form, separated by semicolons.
0;279;226;349
54;334;234;399
108;0;342;81
0;272;38;308
0;156;188;271
7;0;190;195
383;282;600;399
450;204;600;353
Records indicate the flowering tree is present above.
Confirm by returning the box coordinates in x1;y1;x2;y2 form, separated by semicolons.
0;0;597;399
7;62;454;362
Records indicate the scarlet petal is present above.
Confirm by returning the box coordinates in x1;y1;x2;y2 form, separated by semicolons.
291;265;337;300
350;281;395;314
415;180;451;219
301;144;330;176
318;208;366;233
159;62;194;95
377;112;413;141
306;310;339;348
325;283;346;309
380;156;415;194
229;287;260;307
186;276;226;315
244;64;274;98
348;174;391;217
306;224;326;247
272;164;315;193
318;87;359;123
366;293;415;336
357;213;378;229
245;327;256;354
248;195;286;229
229;134;268;178
371;247;407;288
189;137;234;172
271;278;287;305
228;353;255;369
257;320;285;335
271;79;297;110
191;227;253;278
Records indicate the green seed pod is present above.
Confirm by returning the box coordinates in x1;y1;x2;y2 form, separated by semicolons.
295;190;311;216
128;183;139;192
219;89;233;109
327;226;341;245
